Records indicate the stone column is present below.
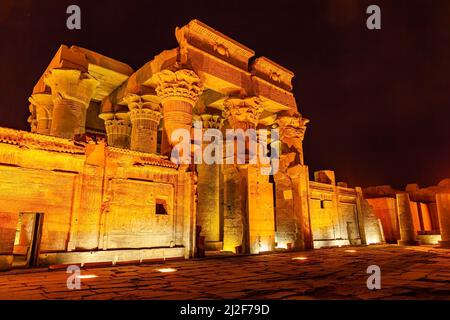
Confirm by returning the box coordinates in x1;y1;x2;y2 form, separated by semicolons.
396;193;420;246
287;165;313;250
355;187;368;245
436;192;450;248
222;96;274;254
99;113;131;149
155;69;203;154
196;114;224;250
44;69;99;139
124;94;162;153
277;115;309;165
276;114;313;250
28;93;53;135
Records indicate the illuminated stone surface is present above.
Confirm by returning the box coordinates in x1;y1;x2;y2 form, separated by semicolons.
436;193;450;248
0;245;449;300
396;193;421;246
1;19;449;274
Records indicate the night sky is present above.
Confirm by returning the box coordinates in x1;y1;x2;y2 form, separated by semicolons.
1;0;449;189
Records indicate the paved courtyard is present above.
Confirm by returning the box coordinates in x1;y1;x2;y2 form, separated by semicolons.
0;245;449;300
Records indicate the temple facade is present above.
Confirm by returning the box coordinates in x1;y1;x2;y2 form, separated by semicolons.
0;20;448;271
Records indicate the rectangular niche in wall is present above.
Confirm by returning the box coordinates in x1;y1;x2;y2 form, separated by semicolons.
155;199;168;215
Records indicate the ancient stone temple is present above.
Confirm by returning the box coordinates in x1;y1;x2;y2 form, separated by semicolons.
3;19;447;271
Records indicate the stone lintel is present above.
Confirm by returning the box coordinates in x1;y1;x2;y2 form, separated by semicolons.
33;45;134;102
176;19;255;71
251;56;294;91
101;49;179;113
185;46;298;111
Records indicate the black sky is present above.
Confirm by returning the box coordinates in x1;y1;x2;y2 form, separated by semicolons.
0;0;449;189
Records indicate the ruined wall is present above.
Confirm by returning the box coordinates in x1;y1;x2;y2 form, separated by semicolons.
0;212;19;270
366;197;399;243
0;143;84;254
306;175;388;248
360;198;384;244
0;130;193;269
308;181;362;248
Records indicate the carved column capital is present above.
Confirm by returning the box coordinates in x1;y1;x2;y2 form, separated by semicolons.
222;96;264;130
28;93;54;134
100;112;131;149
154;69;203;105
44;69;99;107
44;68;99;139
197;114;225;129
123;94;162;153
277;115;309;165
124;94;162;123
277;115;309;144
154;70;202;151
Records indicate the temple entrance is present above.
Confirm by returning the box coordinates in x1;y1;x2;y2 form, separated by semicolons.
12;213;43;268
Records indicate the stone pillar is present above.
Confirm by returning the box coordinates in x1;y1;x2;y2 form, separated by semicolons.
221;96;274;254
277;115;309;165
124;94;162;153
44;69;99;139
355;187;367;245
196;114;224;250
396;193;420;246
28;94;53;135
287;165;313;250
155;69;203;153
275;113;312;250
246;165;276;253
100;113;131;148
436;192;450;248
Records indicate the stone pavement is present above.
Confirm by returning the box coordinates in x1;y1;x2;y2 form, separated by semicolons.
0;245;449;300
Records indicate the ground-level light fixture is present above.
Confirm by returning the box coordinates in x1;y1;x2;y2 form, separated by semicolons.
157;268;177;273
76;274;98;279
292;257;308;261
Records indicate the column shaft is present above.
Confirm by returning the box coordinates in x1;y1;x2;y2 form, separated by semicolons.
396;193;420;246
436;192;450;248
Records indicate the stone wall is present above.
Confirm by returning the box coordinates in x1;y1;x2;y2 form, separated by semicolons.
0;129;194;270
365;197;399;243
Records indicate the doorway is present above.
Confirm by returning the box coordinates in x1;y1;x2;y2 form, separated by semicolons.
12;212;43;268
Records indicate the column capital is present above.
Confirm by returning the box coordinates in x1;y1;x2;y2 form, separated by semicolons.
154;69;203;105
196;114;225;130
28;93;54;134
44;69;99;107
123;93;162;123
44;69;99;138
277;115;309;143
276;114;309;166
123;94;162;153
222;96;264;129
